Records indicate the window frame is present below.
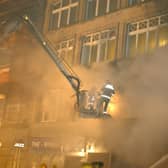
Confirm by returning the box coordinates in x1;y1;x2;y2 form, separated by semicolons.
81;29;117;66
49;0;79;30
85;0;117;20
56;39;75;65
126;13;168;57
5;103;21;122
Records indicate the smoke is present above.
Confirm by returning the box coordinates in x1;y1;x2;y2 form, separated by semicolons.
75;47;168;167
2;26;168;167
116;47;168;167
0;19;21;43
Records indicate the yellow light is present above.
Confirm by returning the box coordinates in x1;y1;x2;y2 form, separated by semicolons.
88;145;95;153
86;143;95;153
108;103;116;112
79;148;85;157
0;67;10;73
24;15;29;20
159;40;167;47
107;93;120;117
43;42;46;46
0;94;5;100
107;103;118;117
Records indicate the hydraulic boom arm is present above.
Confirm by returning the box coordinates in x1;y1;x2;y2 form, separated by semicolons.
0;11;115;118
23;15;81;105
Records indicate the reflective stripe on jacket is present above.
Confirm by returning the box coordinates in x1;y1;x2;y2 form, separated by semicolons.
101;94;111;100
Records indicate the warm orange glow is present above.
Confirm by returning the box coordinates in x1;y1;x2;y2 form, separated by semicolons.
86;143;95;153
0;94;6;100
107;93;120;117
72;151;85;157
159;40;167;47
0;67;10;84
79;148;85;156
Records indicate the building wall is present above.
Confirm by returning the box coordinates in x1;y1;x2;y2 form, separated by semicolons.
0;0;168;168
31;0;168;167
44;0;168;65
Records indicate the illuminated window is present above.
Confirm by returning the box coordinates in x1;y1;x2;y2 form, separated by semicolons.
0;95;5;120
56;39;75;65
126;13;168;57
107;39;116;60
85;0;117;20
48;0;79;30
158;26;168;47
128;35;136;58
148;30;157;54
81;29;116;67
138;32;146;55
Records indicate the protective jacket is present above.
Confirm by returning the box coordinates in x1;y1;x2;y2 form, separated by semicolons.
101;84;115;100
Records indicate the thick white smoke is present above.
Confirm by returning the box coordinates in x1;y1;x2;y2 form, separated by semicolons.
116;47;168;167
1;26;168;167
75;46;168;167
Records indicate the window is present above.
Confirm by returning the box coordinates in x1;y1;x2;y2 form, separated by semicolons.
158;26;168;47
48;3;60;30
81;45;90;66
148;30;157;54
86;0;97;20
49;0;79;30
56;39;75;65
127;35;136;58
138;32;146;55
0;96;5;120
109;0;117;12
85;0;117;20
128;0;147;6
6;103;21;122
107;39;116;60
99;41;106;61
81;29;116;67
91;44;98;63
98;0;107;16
69;6;78;24
126;14;168;57
60;9;68;27
128;0;139;6
6;104;19;121
62;0;69;6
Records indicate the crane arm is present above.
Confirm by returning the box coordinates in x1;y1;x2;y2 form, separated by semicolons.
0;15;113;118
22;15;81;105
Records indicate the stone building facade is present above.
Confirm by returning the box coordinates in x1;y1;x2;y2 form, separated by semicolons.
0;0;168;168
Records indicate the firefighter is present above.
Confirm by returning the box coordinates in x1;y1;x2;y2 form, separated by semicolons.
100;81;115;114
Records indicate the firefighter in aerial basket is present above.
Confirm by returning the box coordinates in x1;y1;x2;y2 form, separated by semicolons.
100;81;115;114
